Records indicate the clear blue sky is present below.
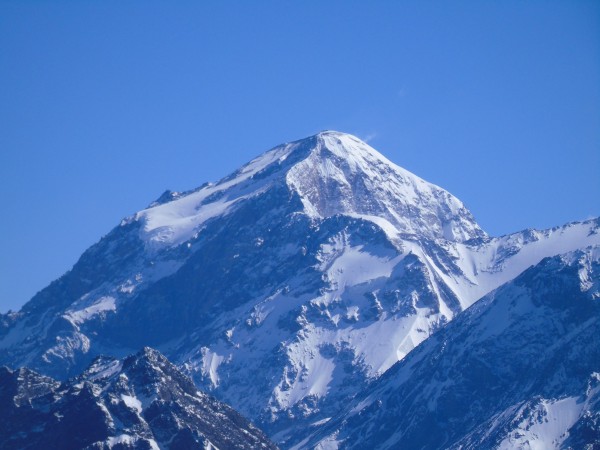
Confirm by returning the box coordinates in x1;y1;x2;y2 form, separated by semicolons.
1;1;599;313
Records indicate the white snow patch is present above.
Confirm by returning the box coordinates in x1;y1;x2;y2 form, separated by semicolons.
204;441;220;450
140;196;234;249
87;360;123;381
497;397;583;450
275;348;335;409
107;435;160;450
121;394;143;414
311;417;331;427
108;434;136;446
200;347;229;388
64;296;116;324
147;440;160;450
325;245;398;288
136;141;299;250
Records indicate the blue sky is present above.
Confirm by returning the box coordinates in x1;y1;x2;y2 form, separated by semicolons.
1;1;599;312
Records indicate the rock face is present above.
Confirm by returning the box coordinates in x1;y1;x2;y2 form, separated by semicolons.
0;347;278;450
305;247;600;450
0;131;598;445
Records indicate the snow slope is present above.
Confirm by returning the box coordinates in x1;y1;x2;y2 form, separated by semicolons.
306;247;600;449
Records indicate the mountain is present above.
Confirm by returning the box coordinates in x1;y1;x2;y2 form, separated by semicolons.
0;347;278;450
304;247;600;449
1;131;598;445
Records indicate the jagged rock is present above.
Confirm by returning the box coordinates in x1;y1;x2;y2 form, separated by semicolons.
0;347;277;450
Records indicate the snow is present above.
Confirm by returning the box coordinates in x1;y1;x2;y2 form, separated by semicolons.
200;347;228;388
345;213;401;240
139;195;235;249
108;435;160;450
97;400;115;428
121;394;143;414
302;247;600;450
42;332;91;360
87;360;123;381
314;434;341;450
64;295;116;324
433;220;600;309
148;440;161;450
497;397;583;450
320;132;426;192
266;296;440;415
136;130;486;253
343;312;431;375
188;221;599;437
285;132;485;243
135;141;300;250
317;238;402;290
108;434;136;446
273;325;337;410
61;259;183;329
311;418;331;427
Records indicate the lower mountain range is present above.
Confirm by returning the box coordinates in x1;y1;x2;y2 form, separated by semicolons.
1;131;598;449
1;347;278;449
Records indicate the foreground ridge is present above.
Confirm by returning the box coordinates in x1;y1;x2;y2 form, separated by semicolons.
0;347;278;450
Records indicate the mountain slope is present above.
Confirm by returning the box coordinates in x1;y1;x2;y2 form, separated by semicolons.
0;347;277;450
305;246;600;449
0;131;598;444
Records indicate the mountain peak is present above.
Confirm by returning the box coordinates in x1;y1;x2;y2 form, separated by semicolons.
134;131;486;250
314;129;345;136
299;130;389;165
285;131;486;242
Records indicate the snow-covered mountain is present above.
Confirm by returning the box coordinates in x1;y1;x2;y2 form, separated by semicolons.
0;131;598;445
0;347;277;449
304;247;600;449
